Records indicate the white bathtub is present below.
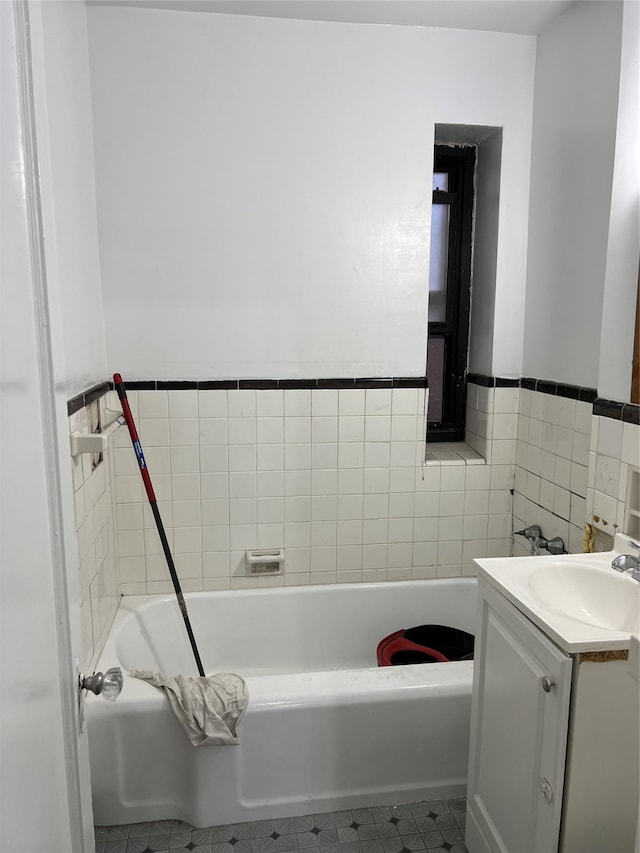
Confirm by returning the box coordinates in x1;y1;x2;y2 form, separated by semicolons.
88;578;476;827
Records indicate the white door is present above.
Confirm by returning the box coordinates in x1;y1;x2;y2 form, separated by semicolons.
0;2;93;850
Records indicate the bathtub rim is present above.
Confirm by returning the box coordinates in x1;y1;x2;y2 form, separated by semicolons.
91;577;476;711
114;574;476;616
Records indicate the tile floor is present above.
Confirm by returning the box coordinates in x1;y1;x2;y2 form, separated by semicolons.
95;798;468;853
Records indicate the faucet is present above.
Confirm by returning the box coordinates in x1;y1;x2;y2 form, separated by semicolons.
515;524;566;556
611;539;640;582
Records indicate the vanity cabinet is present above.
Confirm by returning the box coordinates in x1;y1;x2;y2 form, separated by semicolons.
466;580;572;853
466;578;639;853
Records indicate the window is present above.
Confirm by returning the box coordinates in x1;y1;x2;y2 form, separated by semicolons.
426;145;475;442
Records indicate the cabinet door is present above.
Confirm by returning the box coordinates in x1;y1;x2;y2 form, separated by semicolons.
466;581;572;853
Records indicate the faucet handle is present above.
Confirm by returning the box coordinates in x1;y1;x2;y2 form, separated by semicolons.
515;524;543;540
541;536;566;555
612;554;640;573
515;524;548;556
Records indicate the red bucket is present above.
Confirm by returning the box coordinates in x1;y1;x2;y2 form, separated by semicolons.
377;625;474;666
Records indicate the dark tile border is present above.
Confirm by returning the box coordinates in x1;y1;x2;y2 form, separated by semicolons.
120;377;428;391
69;377;429;408
197;380;237;390
317;378;355;389
466;373;519;388
67;381;111;417
238;379;279;390
353;378;394;388
467;374;599;404
593;398;639;423
466;373;493;387
593;398;625;420
579;387;598;403
393;377;429;388
556;383;581;400
123;380;157;390
536;379;557;396
517;377;597;403
157;380;198;390
70;376;635;427
67;396;84;417
622;403;640;425
83;382;110;407
278;379;318;389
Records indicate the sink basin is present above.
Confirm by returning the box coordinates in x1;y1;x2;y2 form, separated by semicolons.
528;562;640;633
476;536;640;651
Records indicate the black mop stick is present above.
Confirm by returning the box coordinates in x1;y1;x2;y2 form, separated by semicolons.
113;373;206;677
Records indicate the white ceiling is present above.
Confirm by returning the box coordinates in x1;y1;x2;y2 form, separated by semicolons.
85;0;577;36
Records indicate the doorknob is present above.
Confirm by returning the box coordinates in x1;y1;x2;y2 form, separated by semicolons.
77;666;123;734
79;667;123;700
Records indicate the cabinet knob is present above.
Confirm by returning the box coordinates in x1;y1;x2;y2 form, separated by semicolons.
541;676;555;693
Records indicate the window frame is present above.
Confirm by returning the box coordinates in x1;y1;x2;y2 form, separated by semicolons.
427;145;476;443
632;261;639;404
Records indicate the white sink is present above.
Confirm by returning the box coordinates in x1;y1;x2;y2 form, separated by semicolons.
475;536;640;652
528;562;640;633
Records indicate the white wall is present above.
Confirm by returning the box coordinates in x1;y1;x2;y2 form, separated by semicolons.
598;0;640;402
523;1;624;389
35;0;107;397
87;6;535;380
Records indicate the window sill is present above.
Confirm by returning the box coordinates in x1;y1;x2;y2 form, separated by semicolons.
424;442;486;466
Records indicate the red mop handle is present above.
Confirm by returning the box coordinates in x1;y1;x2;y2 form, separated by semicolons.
112;372;206;677
112;373;156;502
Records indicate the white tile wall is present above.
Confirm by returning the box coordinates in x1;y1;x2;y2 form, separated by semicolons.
513;389;591;554
588;416;640;538
111;383;515;593
70;391;121;670
68;377;640;671
514;389;640;555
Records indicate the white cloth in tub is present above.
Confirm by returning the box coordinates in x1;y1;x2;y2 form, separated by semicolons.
131;671;248;746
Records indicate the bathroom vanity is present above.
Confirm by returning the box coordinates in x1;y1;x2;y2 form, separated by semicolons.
466;539;640;853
